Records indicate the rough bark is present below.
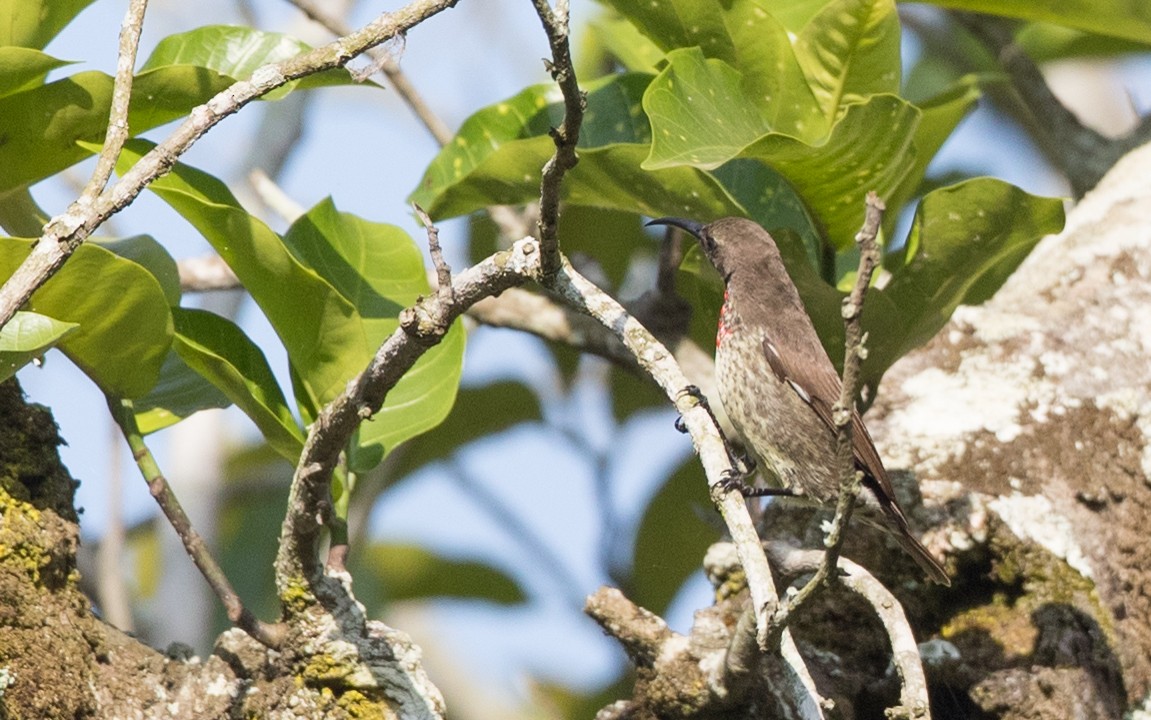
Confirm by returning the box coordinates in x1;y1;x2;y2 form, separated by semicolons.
845;139;1151;717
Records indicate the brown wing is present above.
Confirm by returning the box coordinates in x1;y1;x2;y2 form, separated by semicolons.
762;336;901;505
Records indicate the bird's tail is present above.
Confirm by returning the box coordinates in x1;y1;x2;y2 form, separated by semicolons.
890;525;951;586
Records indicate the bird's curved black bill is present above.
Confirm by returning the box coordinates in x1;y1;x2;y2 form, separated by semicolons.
646;217;704;238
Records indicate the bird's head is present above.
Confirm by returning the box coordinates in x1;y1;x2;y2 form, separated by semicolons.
647;216;781;281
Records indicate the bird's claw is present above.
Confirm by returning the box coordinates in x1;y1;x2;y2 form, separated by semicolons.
674;384;709;433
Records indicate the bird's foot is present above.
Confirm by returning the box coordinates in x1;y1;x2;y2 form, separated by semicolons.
674;384;710;433
718;468;796;499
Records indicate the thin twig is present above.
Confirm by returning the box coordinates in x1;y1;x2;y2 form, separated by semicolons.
80;0;149;201
413;203;454;308
107;397;287;649
530;0;586;278
284;0;455;146
765;192;885;643
0;0;461;331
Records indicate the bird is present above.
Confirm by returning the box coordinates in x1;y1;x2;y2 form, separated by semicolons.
648;216;950;586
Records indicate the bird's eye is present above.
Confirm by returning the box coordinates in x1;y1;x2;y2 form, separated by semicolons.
700;233;716;253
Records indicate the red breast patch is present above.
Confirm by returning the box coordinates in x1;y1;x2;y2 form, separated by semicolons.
717;287;734;348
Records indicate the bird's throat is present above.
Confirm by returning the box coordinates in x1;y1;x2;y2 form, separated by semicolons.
717;287;736;348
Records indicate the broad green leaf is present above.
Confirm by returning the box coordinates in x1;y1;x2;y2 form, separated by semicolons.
116;140;364;412
140;25;362;100
0;187;49;237
282;199;465;471
918;0;1151;45
794;0;901;118
414;72;823;250
0;0;95;48
411;73;754;223
133;349;232;435
863;178;1065;392
631;458;717;614
0;238;172;397
0;311;77;383
91;235;182;306
642;48;770;169
586;13;665;73
170;308;305;461
353;543;526;607
646;50;920;249
734;94;920;250
608;0;827;139
883;76;981;239
1016;22;1151;60
0;48;72;97
0;67;233;193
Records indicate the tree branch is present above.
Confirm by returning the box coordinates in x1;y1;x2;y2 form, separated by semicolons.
107;397;286;648
0;0;461;330
530;0;585;278
952;12;1112;197
274;238;542;592
765;193;885;641
766;543;931;719
79;0;149;202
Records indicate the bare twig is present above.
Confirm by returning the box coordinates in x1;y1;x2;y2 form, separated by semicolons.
0;0;460;331
530;0;586;278
80;0;149;201
285;0;455;146
107;397;287;648
413;203;454;307
765;193;885;642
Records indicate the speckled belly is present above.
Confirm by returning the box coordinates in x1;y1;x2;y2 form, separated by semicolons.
715;330;840;502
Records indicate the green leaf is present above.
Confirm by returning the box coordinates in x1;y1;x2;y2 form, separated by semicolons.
631;458;717;614
586;12;665;73
1015;22;1151;60
116;140;364;410
0;187;49;237
0;237;172;397
282;200;466;471
645;49;920;248
91;235;182;306
353;543;526;607
883;76;981;239
0;311;78;383
0;67;233;193
862;178;1065;392
132;349;232;435
0;48;72;97
603;0;826;138
0;0;96;49
642;48;770;170
170;308;305;461
140;25;362;100
794;0;901;118
918;0;1151;45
